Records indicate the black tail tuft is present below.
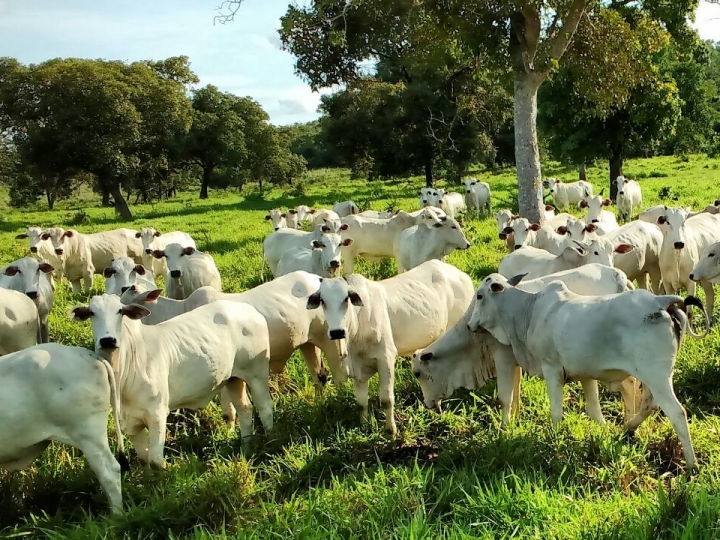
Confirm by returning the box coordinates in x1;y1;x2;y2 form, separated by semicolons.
684;295;705;311
118;452;130;473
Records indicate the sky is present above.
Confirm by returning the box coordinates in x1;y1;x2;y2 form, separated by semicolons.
1;0;719;127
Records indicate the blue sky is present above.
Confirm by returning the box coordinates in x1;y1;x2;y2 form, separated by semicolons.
1;0;719;126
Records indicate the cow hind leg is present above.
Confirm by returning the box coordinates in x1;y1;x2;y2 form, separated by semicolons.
128;429;150;464
618;376;642;423
541;366;566;428
378;357;397;437
701;281;714;322
352;379;370;424
299;343;327;396
71;280;83;295
218;388;237;429
225;378;253;439
580;379;606;425
246;377;274;434
495;358;519;425
649;267;662;294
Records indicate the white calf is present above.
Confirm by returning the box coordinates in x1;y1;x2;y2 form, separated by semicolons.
276;233;353;278
464;179;491;215
1;257;54;343
396;217;471;272
436;189;466;218
418;187;434;207
264;225;348;276
546;178;593;210
0;343;127;513
15;226;63;283
265;209;288;231
312;209;342;231
136;227;196;276
304;260;474;435
333;200;360;217
104;257;157;296
615;176;642;221
690;242;720;284
0;288;40;354
152;244;222;300
580;195;619;233
70;295;272;466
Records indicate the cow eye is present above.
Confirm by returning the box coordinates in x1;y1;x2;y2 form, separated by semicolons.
413;371;421;379
451;226;457;230
710;253;716;257
117;309;122;314
477;294;483;300
594;251;599;256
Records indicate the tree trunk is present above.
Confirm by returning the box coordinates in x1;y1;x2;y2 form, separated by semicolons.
609;150;624;200
109;184;133;220
578;163;587;181
513;73;545;223
46;189;55;210
424;160;433;187
101;190;110;207
258;176;264;194
200;166;211;199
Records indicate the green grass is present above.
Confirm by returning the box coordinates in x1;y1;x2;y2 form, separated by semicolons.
2;155;720;538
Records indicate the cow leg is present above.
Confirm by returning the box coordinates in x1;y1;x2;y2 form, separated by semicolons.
542;366;566;427
352;379;370;424
225;378;254;439
127;429;150;464
246;377;274;434
299;343;327;395
618;377;642;422
495;357;518;425
625;385;658;431
147;411;168;469
378;357;397;437
638;379;696;469
40;320;49;344
636;272;650;290
512;365;522;417
580;379;606;424
701;280;714;322
76;434;123;514
71;280;83;295
649;267;663;294
83;273;93;293
218;388;237;429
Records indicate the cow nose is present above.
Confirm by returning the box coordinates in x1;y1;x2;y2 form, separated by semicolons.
464;242;471;249
55;249;64;255
514;245;522;250
619;191;624;195
689;273;696;281
591;219;599;223
30;247;38;253
121;286;130;294
329;329;346;340
274;227;280;231
674;242;685;250
99;337;117;350
170;270;181;278
499;233;507;240
145;249;152;254
330;260;340;269
26;291;38;300
422;200;427;204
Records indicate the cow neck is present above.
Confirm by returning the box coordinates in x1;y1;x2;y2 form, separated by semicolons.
499;288;540;376
115;317;150;390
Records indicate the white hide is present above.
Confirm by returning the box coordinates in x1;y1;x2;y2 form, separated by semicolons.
0;257;54;343
103;257;157;296
614;176;643;221
136;227;197;276
153;243;222;300
396;217;471;272
546;178;593;210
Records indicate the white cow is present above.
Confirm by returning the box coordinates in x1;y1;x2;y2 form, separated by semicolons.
464;179;491;215
264;209;288;231
119;272;348;400
338;211;417;274
1;257;54;343
580;194;619;233
656;207;720;316
276;233;353;278
396;217;471;272
263;225;348;276
690;242;720;285
585;221;663;291
42;227;144;293
333;201;360;217
467;274;708;469
312;209;342;231
407;206;447;224
286;206;315;229
546;178;593;210
359;209;393;219
135;227;197;276
412;264;638;424
508;215;589;255
435;189;466;218
614;176;642;221
103;257;157;296
0;288;40;354
418;187;434;207
15;226;63;283
0;343;127;513
304;260;474;436
152;244;222;300
70;295;273;466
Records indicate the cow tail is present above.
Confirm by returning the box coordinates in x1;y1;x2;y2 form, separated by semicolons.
683;295;710;338
259;251;267;284
101;359;129;472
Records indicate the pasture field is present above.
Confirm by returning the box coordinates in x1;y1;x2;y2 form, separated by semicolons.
2;155;720;539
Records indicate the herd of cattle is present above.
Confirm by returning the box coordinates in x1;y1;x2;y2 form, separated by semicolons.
2;175;720;515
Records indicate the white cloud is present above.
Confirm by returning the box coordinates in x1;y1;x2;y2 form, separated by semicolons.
692;2;720;41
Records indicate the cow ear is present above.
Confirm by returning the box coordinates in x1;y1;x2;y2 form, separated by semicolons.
41;232;51;240
490;283;505;293
312;240;323;249
152;250;165;259
579;200;588;208
657;216;666;225
530;223;541;231
615;244;634;254
309;209;316;214
183;247;196;256
265;215;271;220
122;304;150;320
154;231;162;237
348;291;364;306
38;262;54;274
69;306;93;321
599;189;605;196
281;213;287;218
342;238;353;246
340;224;349;231
145;289;163;301
545;205;555;212
289;209;297;214
624;179;629;183
714;199;720;206
306;291;321;309
603;199;611;206
133;264;146;275
15;233;28;239
420;352;433;361
4;266;19;276
103;267;115;278
585;223;597;233
63;230;74;238
556;226;568;235
135;232;141;238
502;226;514;234
506;273;528;287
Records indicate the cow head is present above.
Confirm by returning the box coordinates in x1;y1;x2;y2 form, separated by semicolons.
69;294;149;354
265;209;287;231
656;207;689;250
495;209;516;240
689;242;720;283
104;257;153;295
305;277;363;359
2;257;53;300
311;233;353;278
507;218;540;250
136;227;163;253
120;286;163;306
16;226;49;255
428;217;471;251
467;274;513;345
153;243;196;279
42;227;74;256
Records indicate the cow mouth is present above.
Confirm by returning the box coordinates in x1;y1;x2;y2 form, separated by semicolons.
327;266;340;278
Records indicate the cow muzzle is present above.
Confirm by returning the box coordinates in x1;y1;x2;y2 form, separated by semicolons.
30;247;38;253
674;242;685;250
25;291;38;300
99;337;118;350
145;249;152;254
591;219;600;223
55;249;64;255
170;270;181;279
274;227;280;231
329;328;346;340
498;233;507;240
514;245;523;250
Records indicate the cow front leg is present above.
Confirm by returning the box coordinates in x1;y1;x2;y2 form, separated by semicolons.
378;356;397;437
352;378;370;424
246;377;274;435
83;273;93;293
580;379;606;425
147;411;169;470
542;366;566;428
127;428;150;464
71;280;83;295
299;343;327;395
495;355;519;425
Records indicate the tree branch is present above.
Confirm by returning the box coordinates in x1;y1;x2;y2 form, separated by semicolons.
544;0;590;65
519;4;541;63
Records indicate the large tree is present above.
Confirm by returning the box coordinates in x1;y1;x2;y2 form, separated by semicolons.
232;0;701;222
